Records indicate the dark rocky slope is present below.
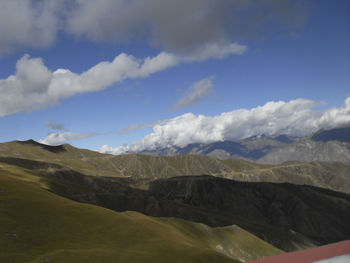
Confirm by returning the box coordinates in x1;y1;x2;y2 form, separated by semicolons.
149;176;350;245
42;168;350;252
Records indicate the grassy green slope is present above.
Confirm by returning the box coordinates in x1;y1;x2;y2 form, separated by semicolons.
0;167;283;263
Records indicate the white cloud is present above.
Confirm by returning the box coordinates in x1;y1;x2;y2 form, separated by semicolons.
184;43;247;62
0;52;175;116
0;46;245;117
172;76;214;110
100;144;129;155
100;97;350;154
39;132;95;146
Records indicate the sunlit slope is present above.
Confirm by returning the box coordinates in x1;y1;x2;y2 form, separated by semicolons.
0;140;232;178
0;140;110;176
1;140;349;193
222;159;350;194
0;167;283;263
161;219;284;262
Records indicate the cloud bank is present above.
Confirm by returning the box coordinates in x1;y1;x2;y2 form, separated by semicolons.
172;76;214;110
0;45;246;117
0;0;306;54
39;132;95;146
0;0;61;53
101;97;350;154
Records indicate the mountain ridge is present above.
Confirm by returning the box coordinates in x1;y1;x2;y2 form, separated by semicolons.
129;127;350;164
0;140;349;194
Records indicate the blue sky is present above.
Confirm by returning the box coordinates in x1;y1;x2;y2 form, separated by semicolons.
0;0;349;153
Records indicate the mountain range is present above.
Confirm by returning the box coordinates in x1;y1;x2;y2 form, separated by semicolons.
135;127;350;164
0;132;349;262
1;138;349;194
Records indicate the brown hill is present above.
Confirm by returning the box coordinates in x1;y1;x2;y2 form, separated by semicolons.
0;140;349;194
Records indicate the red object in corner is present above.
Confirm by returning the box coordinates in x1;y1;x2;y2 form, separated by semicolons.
246;240;350;263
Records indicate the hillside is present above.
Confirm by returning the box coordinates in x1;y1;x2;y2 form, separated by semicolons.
1;140;349;259
0;164;283;263
41;167;349;251
0;140;349;194
257;139;350;164
1;157;349;252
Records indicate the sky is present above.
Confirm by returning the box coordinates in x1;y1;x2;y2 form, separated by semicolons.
0;0;349;154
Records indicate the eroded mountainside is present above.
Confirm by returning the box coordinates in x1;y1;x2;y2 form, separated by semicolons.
1;155;349;252
0;140;349;193
45;170;350;251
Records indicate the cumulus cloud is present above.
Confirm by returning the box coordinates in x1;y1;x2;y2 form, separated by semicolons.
0;0;306;54
39;132;95;146
44;120;64;131
0;52;176;116
172;76;214;110
0;46;245;117
100;97;350;154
